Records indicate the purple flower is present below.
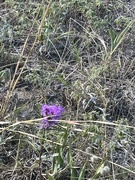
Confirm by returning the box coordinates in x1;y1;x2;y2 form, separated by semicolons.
40;104;64;129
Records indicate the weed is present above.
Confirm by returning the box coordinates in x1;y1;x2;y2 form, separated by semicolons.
0;0;135;179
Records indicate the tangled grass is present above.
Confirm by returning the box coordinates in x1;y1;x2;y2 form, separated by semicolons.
0;0;135;179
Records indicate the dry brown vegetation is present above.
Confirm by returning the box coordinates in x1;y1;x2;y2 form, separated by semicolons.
0;0;135;179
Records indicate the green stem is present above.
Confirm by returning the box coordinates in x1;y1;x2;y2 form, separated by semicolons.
39;129;45;180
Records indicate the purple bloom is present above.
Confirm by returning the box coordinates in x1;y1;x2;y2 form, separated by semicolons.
40;104;64;129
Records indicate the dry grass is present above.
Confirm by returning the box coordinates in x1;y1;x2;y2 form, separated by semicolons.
0;0;135;179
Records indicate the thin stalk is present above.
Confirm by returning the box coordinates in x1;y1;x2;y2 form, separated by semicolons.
39;129;45;180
